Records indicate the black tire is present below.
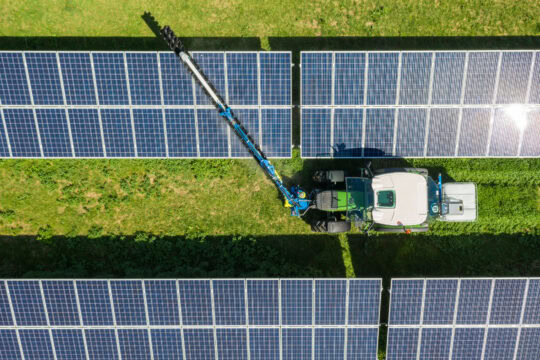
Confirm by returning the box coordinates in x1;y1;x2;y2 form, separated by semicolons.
374;168;428;176
311;220;327;233
326;221;351;233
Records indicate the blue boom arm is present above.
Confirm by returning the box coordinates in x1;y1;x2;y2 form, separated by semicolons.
160;26;310;216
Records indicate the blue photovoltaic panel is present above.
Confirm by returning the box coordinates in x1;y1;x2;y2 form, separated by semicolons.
283;328;312;360
213;280;246;325
0;282;13;325
151;329;183;360
496;52;533;104
399;52;432;105
422;279;458;325
529;54;540;104
0;53;31;105
301;52;332;105
333;108;363;158
165;109;197;157
520;110;540;156
451;328;484;360
281;280;313;325
59;52;97;105
197;109;229;157
249;328;279;360
25;53;63;105
315;280;346;325
76;281;114;326
100;109;135;157
126;53;161;105
85;329;119;360
260;52;290;105
231;109;259;158
261;108;291;157
347;328;378;360
183;329;215;360
395;108;427;156
458;108;490;156
0;123;9;157
463;52;499;104
419;328;452;360
489;108;520;156
159;53;193;105
484;328;518;360
68;108;103;157
431;52;465;105
0;330;22;359
118;329;151;360
489;279;526;324
92;53;129;105
366;52;399;105
178;280;213;325
35;109;72;157
314;328;344;360
109;281;146;326
427;108;459;156
516;328;540;360
456;279;492;325
41;281;79;326
192;53;226;106
389;279;423;325
226;53;258;105
348;279;380;325
144;280;179;325
132;109;166;157
52;329;86;360
386;328;418;360
334;52;365;105
19;329;54;360
8;281;47;326
301;108;331;157
3;109;41;157
524;279;540;324
364;108;395;157
247;280;279;325
217;329;248;360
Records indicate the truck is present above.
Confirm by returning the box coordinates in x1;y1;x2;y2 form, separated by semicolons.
160;26;478;234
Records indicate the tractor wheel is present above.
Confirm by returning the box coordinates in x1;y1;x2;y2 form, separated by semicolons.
311;220;351;233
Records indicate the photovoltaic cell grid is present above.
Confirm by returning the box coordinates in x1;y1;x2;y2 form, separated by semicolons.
0;51;292;159
0;279;381;360
301;51;540;158
386;278;540;360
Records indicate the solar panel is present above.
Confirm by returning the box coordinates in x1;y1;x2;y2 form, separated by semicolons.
0;51;292;159
301;50;539;158
387;278;540;360
1;279;380;359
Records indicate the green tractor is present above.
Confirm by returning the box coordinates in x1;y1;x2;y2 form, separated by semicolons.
309;164;477;234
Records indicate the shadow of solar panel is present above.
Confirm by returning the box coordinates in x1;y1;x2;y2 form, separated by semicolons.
100;108;136;157
92;53;129;105
0;53;31;105
395;108;426;157
3;109;41;157
36;109;72;157
301;52;332;105
76;280;114;326
151;329;183;360
126;53;161;105
118;329;151;360
19;329;55;360
42;280;80;326
132;108;166;157
25;53;63;105
0;330;22;360
59;52;97;105
85;329;119;360
52;329;86;360
68;108;104;157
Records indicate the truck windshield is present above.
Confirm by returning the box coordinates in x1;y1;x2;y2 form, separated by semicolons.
346;177;374;226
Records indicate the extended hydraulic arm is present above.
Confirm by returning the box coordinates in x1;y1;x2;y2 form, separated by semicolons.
160;26;310;216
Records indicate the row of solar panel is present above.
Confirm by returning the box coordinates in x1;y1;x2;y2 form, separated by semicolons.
0;279;381;327
301;106;539;157
389;278;539;325
387;327;539;360
301;51;540;106
0;108;291;158
0;52;291;106
0;327;378;360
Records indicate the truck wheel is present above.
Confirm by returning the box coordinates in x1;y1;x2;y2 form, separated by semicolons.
311;220;351;233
